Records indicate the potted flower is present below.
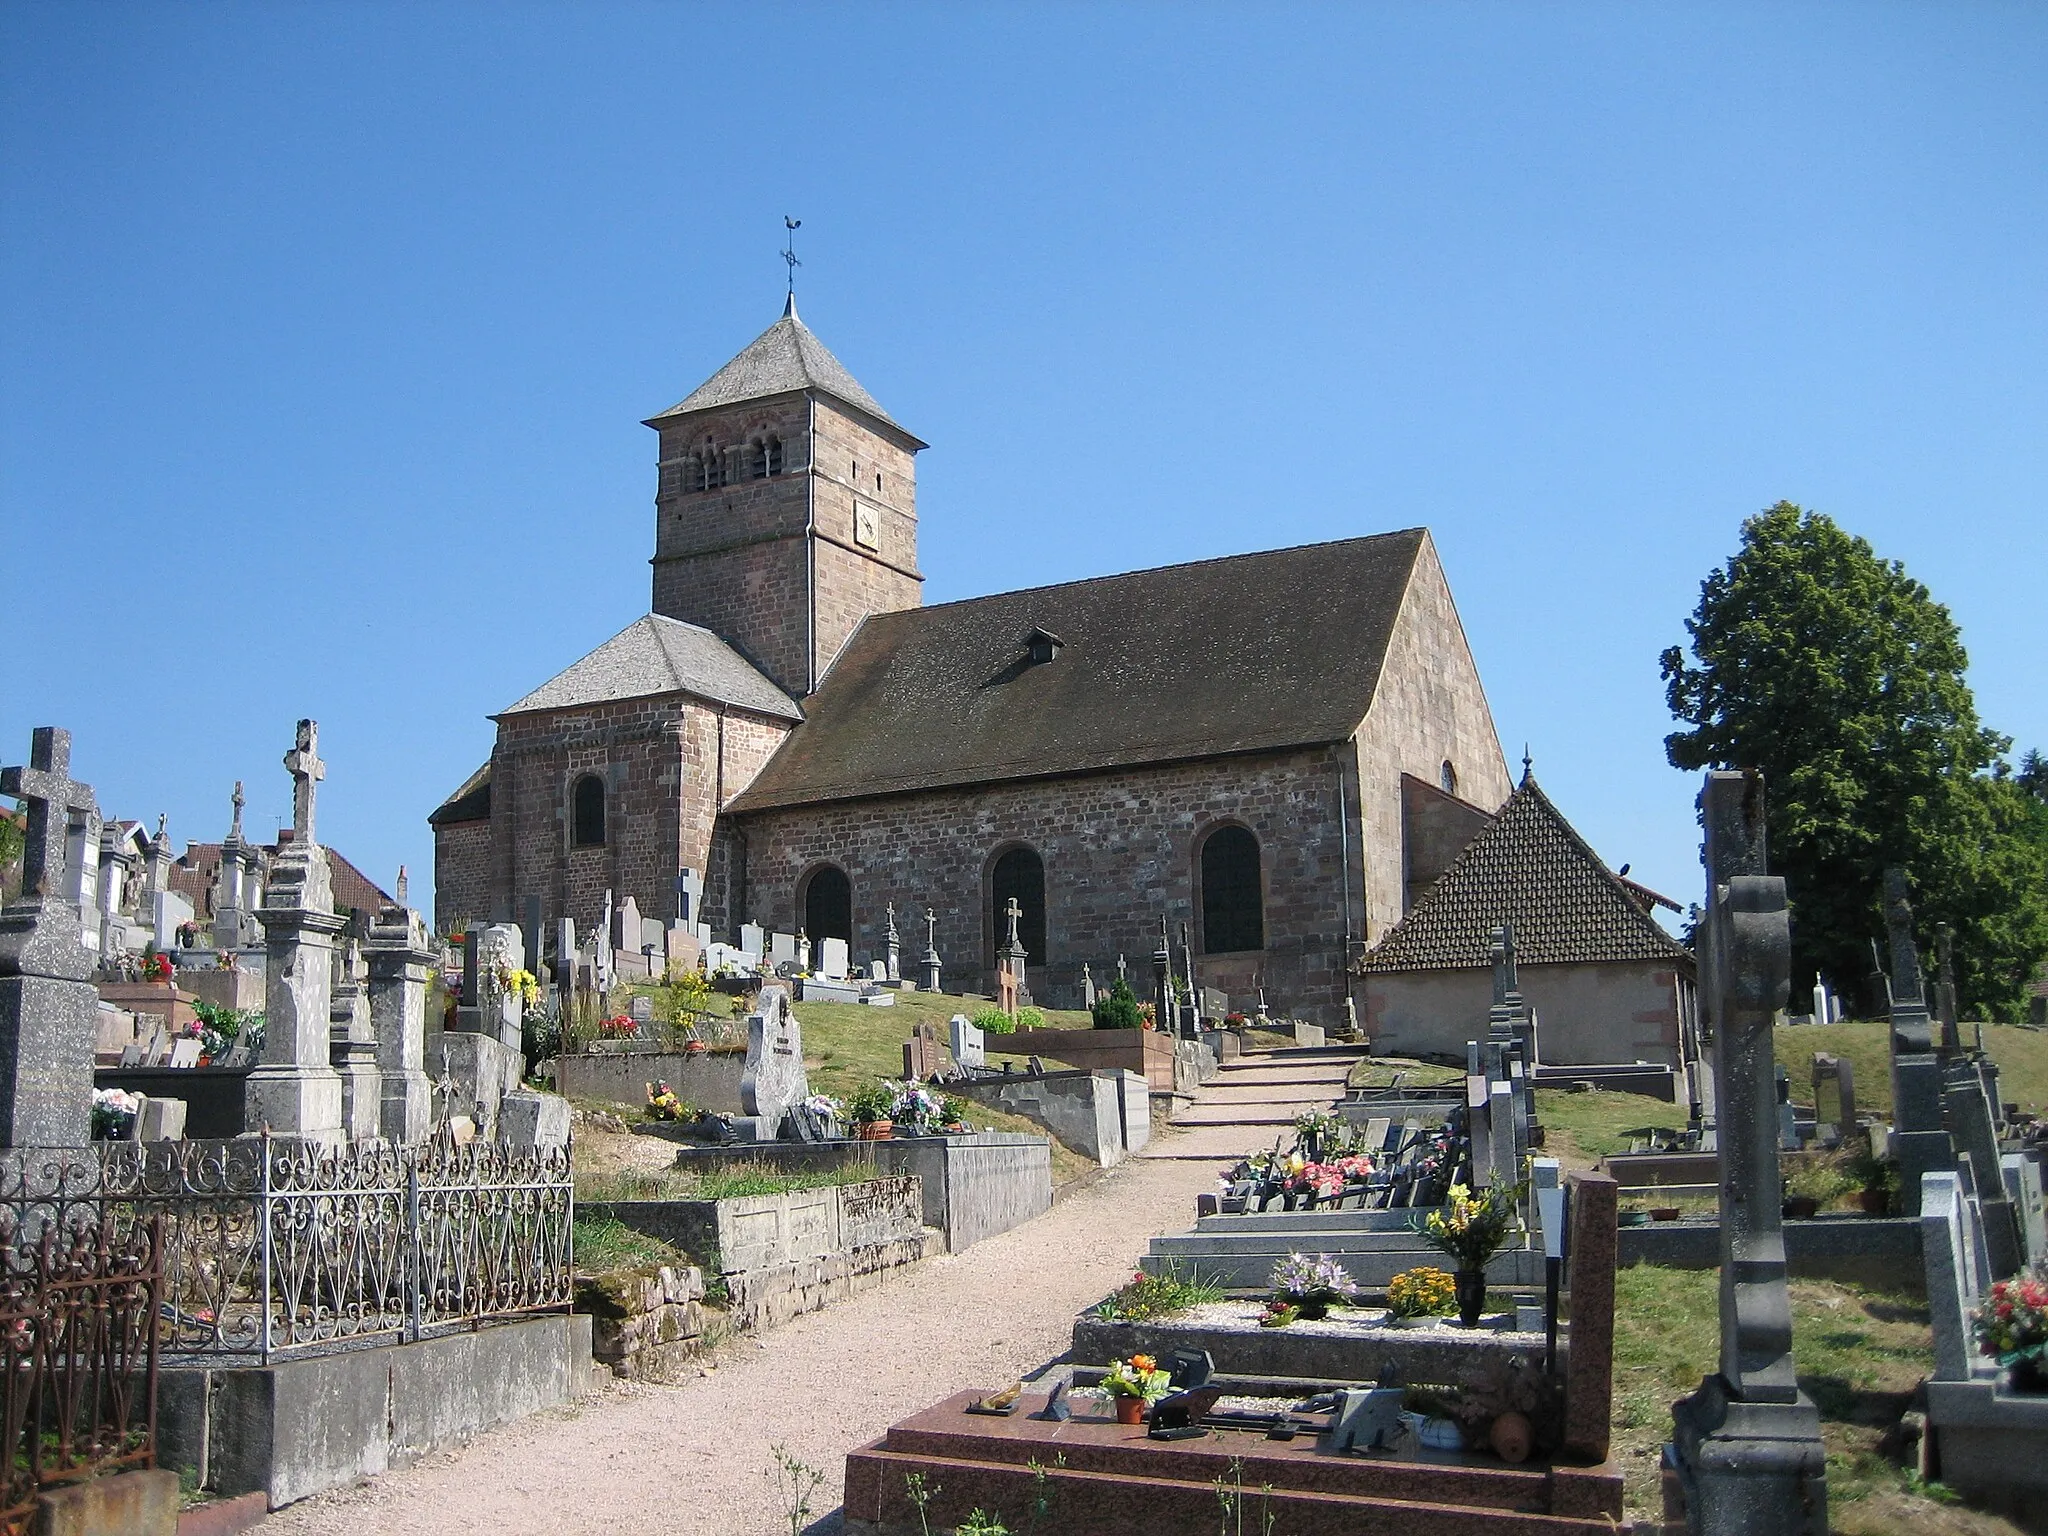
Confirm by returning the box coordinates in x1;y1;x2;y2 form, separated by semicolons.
1384;1265;1456;1327
848;1084;897;1141
1100;1353;1170;1425
91;1088;139;1141
1419;1181;1523;1327
644;1081;690;1122
1974;1269;2048;1393
891;1081;946;1136
1269;1252;1355;1320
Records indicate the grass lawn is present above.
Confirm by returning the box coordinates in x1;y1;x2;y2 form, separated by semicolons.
1535;1088;1690;1170
1610;1264;2024;1535
1774;1018;2048;1119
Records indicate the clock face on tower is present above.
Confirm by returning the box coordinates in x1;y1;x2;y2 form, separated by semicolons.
854;502;880;551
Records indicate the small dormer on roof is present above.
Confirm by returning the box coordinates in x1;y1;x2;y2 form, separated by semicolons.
1021;627;1064;666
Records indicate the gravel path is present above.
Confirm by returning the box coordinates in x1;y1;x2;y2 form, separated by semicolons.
265;1147;1221;1536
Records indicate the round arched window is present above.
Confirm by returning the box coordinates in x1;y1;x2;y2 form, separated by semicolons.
1441;759;1459;796
571;775;606;848
1200;826;1264;954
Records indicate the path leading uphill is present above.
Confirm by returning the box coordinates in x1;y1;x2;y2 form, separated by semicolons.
1138;1043;1367;1163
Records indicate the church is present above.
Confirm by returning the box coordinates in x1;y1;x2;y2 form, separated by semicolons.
431;299;1514;1026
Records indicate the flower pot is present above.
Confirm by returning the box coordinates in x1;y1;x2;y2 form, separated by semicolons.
1782;1197;1820;1220
2008;1357;2048;1395
1490;1410;1533;1464
1650;1207;1681;1222
1385;1314;1439;1330
1114;1394;1148;1426
1857;1188;1890;1215
856;1120;894;1141
1454;1268;1487;1329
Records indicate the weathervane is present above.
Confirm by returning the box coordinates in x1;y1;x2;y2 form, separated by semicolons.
782;216;802;297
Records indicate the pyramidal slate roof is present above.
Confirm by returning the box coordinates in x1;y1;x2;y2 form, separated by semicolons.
1356;773;1691;973
728;530;1430;813
647;298;918;442
497;614;802;722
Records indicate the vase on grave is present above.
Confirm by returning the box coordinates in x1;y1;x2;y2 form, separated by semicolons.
2009;1357;2048;1395
1280;1288;1342;1322
857;1119;893;1141
1454;1268;1487;1328
1114;1395;1148;1426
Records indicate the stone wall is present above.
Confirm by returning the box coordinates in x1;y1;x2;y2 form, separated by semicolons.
728;747;1363;1025
574;1262;709;1382
951;1068;1148;1167
484;693;791;941
432;816;491;933
553;1047;746;1114
1399;771;1493;914
1353;534;1513;946
1360;960;1690;1067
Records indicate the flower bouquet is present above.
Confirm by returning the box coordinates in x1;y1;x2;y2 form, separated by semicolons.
1419;1181;1523;1326
1975;1267;2048;1392
1101;1353;1170;1422
644;1081;690;1122
92;1088;140;1140
1270;1252;1355;1320
1384;1265;1456;1324
890;1081;948;1135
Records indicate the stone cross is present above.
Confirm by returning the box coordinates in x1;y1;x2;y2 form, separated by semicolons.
228;780;245;841
1;727;95;902
1669;770;1828;1530
921;905;942;995
1933;923;1961;1056
395;864;409;907
1003;897;1023;954
1080;960;1096;1010
284;720;325;844
1179;922;1199;1038
885;901;901;983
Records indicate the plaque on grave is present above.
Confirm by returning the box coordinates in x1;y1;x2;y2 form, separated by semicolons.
737;985;809;1141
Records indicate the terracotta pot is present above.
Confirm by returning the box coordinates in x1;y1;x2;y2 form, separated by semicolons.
1490;1410;1533;1464
1857;1188;1890;1215
1114;1394;1148;1425
856;1121;894;1141
1454;1268;1487;1328
1650;1207;1681;1222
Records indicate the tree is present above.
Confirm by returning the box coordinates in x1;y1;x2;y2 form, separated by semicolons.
1661;501;2048;1020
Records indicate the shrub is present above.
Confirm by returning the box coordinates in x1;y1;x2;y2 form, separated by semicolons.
973;1006;1016;1035
1092;978;1143;1030
1093;1263;1225;1321
1014;1005;1045;1032
847;1084;897;1126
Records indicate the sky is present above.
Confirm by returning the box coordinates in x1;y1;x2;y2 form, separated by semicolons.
2;3;2042;925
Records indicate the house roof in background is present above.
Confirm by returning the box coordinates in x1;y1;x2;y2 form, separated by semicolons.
729;529;1430;813
1357;773;1691;973
497;614;803;722
169;840;392;923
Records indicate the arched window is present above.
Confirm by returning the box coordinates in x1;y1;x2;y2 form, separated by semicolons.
802;865;852;946
765;435;784;475
701;441;722;490
1440;759;1459;796
990;846;1046;966
748;438;767;479
1200;826;1264;954
571;775;606;848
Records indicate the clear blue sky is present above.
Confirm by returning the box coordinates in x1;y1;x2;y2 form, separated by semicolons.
3;3;2042;923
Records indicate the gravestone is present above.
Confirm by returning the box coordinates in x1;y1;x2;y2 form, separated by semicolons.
949;1014;984;1072
499;1086;571;1149
902;1022;942;1082
328;916;381;1142
1920;1169;1991;1383
553;918;576;989
0;726;100;1145
611;895;641;958
367;893;436;1145
1945;1062;2022;1277
1560;1173;1619;1460
474;923;527;1052
520;895;544;992
737;984;808;1141
819;937;849;981
1882;868;1955;1216
1811;1052;1855;1142
1200;987;1228;1025
168;1037;202;1069
1668;769;1828;1532
1775;1067;1799;1151
884;901;901;983
740;923;766;962
675;866;702;927
2001;1153;2047;1266
244;720;347;1147
630;995;653;1026
1080;961;1096;1010
137;1095;186;1142
770;931;798;971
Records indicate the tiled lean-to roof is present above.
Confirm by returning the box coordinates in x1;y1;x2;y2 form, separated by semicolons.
496;614;803;723
1356;773;1691;974
727;530;1431;813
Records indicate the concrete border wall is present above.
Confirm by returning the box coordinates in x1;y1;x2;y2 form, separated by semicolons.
951;1069;1148;1166
554;1048;745;1113
158;1313;591;1510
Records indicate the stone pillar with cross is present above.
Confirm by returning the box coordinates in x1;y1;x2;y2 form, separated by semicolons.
245;719;347;1147
997;897;1026;1016
884;901;901;984
367;880;437;1146
920;905;942;996
1152;916;1174;1039
1668;770;1828;1533
0;727;101;1146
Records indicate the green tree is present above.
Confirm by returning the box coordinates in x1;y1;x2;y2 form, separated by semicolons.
0;806;21;905
1661;501;2048;1020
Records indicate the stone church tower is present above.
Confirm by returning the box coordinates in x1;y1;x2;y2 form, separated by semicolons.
645;296;928;698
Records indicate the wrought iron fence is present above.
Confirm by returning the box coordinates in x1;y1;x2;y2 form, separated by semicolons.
0;1137;572;1364
0;1215;160;1535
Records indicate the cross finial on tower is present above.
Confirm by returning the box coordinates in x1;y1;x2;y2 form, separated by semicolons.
283;719;326;845
1;726;97;902
782;216;802;304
